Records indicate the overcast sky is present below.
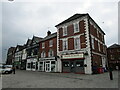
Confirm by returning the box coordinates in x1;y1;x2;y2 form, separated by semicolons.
1;0;119;63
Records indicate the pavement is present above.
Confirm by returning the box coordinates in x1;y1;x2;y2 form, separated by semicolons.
1;70;119;88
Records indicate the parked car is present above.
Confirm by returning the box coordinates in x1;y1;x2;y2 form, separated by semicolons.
0;65;13;74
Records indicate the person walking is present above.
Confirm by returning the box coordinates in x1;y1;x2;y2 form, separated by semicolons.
12;66;16;74
109;65;113;80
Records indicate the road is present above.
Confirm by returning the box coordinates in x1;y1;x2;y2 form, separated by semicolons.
1;70;119;88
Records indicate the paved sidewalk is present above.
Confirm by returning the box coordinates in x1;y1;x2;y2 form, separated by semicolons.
2;70;119;88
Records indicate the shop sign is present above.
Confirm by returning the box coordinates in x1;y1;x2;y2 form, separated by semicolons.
62;54;84;59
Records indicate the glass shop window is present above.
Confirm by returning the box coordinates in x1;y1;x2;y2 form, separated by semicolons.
27;63;31;68
76;61;84;67
63;62;69;67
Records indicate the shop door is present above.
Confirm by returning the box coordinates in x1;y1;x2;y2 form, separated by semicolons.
45;63;50;72
75;60;84;73
70;61;75;72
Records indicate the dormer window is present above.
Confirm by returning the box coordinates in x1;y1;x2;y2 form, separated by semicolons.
74;22;79;33
63;26;67;36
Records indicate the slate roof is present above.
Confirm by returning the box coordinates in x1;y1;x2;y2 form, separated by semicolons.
33;36;43;43
108;44;120;49
55;14;88;27
55;13;105;35
7;47;15;54
41;32;57;42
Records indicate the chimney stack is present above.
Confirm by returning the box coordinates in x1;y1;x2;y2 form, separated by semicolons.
47;31;51;36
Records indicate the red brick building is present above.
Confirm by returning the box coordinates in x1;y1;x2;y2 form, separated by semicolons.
38;31;57;72
56;14;107;74
107;44;120;70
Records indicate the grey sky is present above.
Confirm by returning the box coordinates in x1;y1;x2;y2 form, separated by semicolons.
1;0;119;63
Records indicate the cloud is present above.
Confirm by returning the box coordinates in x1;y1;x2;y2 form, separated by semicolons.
1;1;119;63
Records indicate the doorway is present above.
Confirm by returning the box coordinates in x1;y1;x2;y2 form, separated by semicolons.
45;62;50;72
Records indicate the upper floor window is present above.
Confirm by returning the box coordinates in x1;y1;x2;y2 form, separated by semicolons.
117;49;120;52
41;51;46;58
63;26;67;36
97;30;99;38
91;38;94;49
74;37;80;50
48;49;54;57
111;55;114;60
98;42;101;52
63;39;68;51
49;40;53;47
101;34;104;42
42;42;45;49
74;22;79;33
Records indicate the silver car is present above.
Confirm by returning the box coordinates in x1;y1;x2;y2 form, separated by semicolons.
0;65;13;74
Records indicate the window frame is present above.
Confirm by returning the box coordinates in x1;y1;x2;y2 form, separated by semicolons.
63;26;67;36
74;37;80;50
73;22;79;33
42;42;45;49
63;39;68;51
49;40;53;47
91;37;95;49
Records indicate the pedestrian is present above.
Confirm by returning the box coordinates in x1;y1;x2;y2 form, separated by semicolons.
12;66;16;74
109;66;113;80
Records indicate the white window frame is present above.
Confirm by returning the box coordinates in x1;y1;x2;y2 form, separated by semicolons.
91;37;94;49
111;55;114;60
48;49;54;57
42;42;45;49
74;22;79;33
97;29;99;38
63;39;68;51
63;26;67;36
41;51;46;58
49;40;53;47
74;37;80;50
98;42;101;52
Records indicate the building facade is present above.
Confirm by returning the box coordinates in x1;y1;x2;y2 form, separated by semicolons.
56;14;107;74
14;45;23;69
38;31;57;72
20;44;27;70
6;47;15;65
107;44;120;70
26;36;42;71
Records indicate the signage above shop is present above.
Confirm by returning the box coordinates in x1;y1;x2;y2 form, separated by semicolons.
62;53;84;59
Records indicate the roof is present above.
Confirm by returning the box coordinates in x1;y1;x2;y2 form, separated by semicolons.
7;47;15;54
33;36;43;43
55;14;88;27
55;13;105;35
108;44;120;49
41;32;57;42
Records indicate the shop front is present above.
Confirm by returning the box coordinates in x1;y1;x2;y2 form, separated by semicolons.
61;53;85;74
26;58;38;71
39;57;56;72
20;60;27;70
14;61;20;69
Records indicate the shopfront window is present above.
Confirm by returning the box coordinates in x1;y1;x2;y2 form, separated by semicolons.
63;62;69;67
76;61;84;67
27;63;31;68
39;62;43;71
51;61;55;72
